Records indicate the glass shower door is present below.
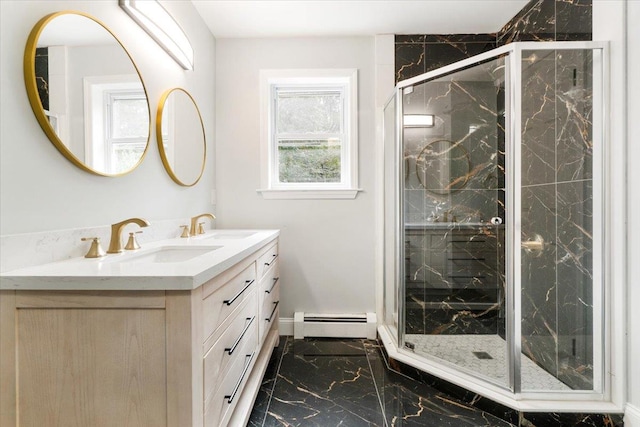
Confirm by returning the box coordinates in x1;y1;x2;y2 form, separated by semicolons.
518;47;603;392
400;56;511;389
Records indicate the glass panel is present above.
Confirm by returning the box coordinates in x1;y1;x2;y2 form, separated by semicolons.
401;57;510;389
111;143;146;174
110;96;148;139
383;94;399;338
277;139;341;183
276;90;342;134
520;49;596;391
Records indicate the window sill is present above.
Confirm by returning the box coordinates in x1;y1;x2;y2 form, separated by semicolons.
256;188;362;200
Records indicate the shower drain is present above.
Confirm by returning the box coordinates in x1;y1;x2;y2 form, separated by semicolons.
472;351;493;360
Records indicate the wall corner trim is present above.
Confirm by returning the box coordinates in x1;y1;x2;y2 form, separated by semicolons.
625;404;640;427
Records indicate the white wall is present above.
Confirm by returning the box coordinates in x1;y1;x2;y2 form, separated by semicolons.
216;37;376;318
0;1;216;235
625;0;640;424
593;0;628;414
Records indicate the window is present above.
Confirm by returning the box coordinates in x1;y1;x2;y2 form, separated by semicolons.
84;75;148;174
259;69;359;199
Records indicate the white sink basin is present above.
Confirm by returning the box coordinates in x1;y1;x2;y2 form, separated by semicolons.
115;246;221;264
200;231;257;240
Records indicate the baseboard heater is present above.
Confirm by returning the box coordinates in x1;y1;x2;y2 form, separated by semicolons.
293;312;377;339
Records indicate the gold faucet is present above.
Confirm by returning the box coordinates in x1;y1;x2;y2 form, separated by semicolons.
189;213;215;236
107;217;150;254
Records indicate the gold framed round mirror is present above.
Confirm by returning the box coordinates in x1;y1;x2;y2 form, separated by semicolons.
24;11;151;176
156;88;206;187
416;139;471;194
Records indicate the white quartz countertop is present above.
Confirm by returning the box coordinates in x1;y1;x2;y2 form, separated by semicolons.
0;229;279;291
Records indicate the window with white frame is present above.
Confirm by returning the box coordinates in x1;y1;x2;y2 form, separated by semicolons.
259;69;359;199
84;75;148;174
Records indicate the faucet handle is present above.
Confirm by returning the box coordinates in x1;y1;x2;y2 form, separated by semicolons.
124;231;143;251
180;225;190;238
198;222;205;235
81;237;106;258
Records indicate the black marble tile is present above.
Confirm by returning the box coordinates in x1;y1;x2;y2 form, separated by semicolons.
423;308;499;335
521;184;559;382
556;49;594;182
521;411;623;426
262;338;385;426
396;43;425;82
556;180;594;390
425;34;497;43
424;42;497;74
498;0;556;45
364;342;516;427
395;34;426;44
555;0;592;41
247;337;288;427
35;47;49;111
521;50;557;186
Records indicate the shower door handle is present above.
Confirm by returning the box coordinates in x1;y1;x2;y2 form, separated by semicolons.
522;234;545;255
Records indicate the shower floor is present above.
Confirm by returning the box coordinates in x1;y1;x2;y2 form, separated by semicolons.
405;334;571;391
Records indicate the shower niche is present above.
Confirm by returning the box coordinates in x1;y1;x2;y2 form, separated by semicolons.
382;42;606;404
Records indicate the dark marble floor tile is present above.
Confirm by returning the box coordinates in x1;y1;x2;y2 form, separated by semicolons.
247;337;288;427
364;342;516;427
521;411;623;426
262;338;385;426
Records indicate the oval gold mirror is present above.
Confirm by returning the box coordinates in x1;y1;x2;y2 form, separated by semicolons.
416;139;471;194
156;88;206;186
24;11;150;176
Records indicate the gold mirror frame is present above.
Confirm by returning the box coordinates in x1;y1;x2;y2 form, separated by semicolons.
416;139;471;195
23;11;151;177
156;88;206;187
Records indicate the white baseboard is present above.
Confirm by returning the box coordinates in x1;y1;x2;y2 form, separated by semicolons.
625;403;640;427
279;317;294;336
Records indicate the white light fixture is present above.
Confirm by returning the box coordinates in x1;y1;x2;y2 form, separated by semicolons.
404;114;435;128
119;0;194;70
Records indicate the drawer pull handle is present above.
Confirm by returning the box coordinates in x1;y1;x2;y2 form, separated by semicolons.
224;351;255;404
265;277;280;294
266;301;279;323
264;254;278;266
225;316;255;355
224;279;255;306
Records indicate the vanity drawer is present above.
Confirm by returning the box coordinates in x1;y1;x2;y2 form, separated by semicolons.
260;283;280;343
203;293;258;404
203;263;256;341
204;338;257;427
257;242;279;280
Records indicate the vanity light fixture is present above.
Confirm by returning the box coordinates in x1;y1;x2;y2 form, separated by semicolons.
119;0;194;70
404;114;435;127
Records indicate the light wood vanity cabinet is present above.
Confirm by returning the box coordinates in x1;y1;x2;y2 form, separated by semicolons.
0;237;280;427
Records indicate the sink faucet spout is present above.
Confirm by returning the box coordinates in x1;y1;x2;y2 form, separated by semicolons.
107;217;150;254
190;213;216;236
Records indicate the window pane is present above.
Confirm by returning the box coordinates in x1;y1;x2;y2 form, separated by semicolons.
278;139;341;183
276;91;342;134
111;143;145;174
111;98;149;138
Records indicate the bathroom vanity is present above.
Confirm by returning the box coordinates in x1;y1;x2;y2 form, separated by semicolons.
0;230;279;427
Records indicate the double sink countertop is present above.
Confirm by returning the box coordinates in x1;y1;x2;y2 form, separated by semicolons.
0;229;279;291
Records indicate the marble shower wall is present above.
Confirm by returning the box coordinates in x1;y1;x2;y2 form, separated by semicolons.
395;0;593;390
520;49;594;391
498;0;592;45
394;0;592;84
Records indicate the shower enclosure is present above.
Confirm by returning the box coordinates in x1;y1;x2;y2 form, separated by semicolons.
382;42;606;402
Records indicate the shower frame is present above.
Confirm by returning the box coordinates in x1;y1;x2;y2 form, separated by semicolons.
379;41;619;411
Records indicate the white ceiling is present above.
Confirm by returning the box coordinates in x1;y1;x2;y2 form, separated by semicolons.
191;0;529;39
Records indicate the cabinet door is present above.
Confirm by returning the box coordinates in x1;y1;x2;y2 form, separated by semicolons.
17;308;167;427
